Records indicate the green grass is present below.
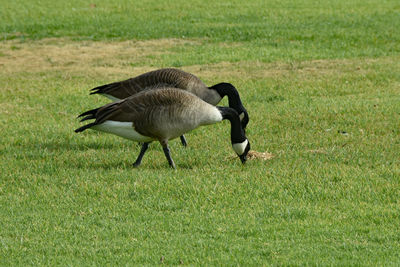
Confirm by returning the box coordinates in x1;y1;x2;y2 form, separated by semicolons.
1;0;400;265
1;0;400;61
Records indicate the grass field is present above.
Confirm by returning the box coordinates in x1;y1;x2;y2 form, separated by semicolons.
1;0;400;265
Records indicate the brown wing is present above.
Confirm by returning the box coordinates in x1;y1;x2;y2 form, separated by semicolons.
93;88;197;139
90;68;208;99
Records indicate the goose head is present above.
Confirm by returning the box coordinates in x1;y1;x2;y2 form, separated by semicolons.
232;138;251;164
216;106;251;164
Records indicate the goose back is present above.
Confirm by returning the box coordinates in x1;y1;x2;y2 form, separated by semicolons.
89;88;222;141
91;68;221;104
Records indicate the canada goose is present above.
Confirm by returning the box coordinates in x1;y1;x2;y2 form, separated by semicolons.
89;68;249;146
75;88;250;168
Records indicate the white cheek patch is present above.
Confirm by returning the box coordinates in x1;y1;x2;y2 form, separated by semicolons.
232;139;248;155
239;112;245;121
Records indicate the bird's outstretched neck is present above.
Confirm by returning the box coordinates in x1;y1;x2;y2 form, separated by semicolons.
216;106;246;144
210;83;243;109
210;83;249;129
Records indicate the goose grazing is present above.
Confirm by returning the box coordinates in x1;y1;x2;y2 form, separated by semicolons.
75;88;250;168
89;68;249;147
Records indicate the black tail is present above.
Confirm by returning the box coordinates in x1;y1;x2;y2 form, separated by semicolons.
75;107;100;133
75;122;97;133
77;107;99;118
90;82;119;95
80;114;95;122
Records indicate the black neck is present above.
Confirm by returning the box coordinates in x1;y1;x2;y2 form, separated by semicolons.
216;107;246;144
209;83;245;112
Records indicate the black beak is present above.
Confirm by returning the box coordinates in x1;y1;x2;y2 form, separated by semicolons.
239;154;247;164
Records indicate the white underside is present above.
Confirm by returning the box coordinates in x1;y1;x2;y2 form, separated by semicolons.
92;121;153;142
239;112;245;121
232;139;248;155
101;93;120;102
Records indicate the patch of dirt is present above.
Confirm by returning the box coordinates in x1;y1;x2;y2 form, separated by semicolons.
247;150;274;160
0;38;199;75
228;150;274;161
1;38;398;81
184;57;396;80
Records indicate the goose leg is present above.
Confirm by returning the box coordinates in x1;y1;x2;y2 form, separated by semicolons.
160;140;176;169
133;142;150;167
180;135;188;147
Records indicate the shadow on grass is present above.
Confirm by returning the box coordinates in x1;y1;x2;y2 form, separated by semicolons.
14;139;151;152
7;138;206;170
72;159;197;171
41;139;187;152
46;140;118;151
